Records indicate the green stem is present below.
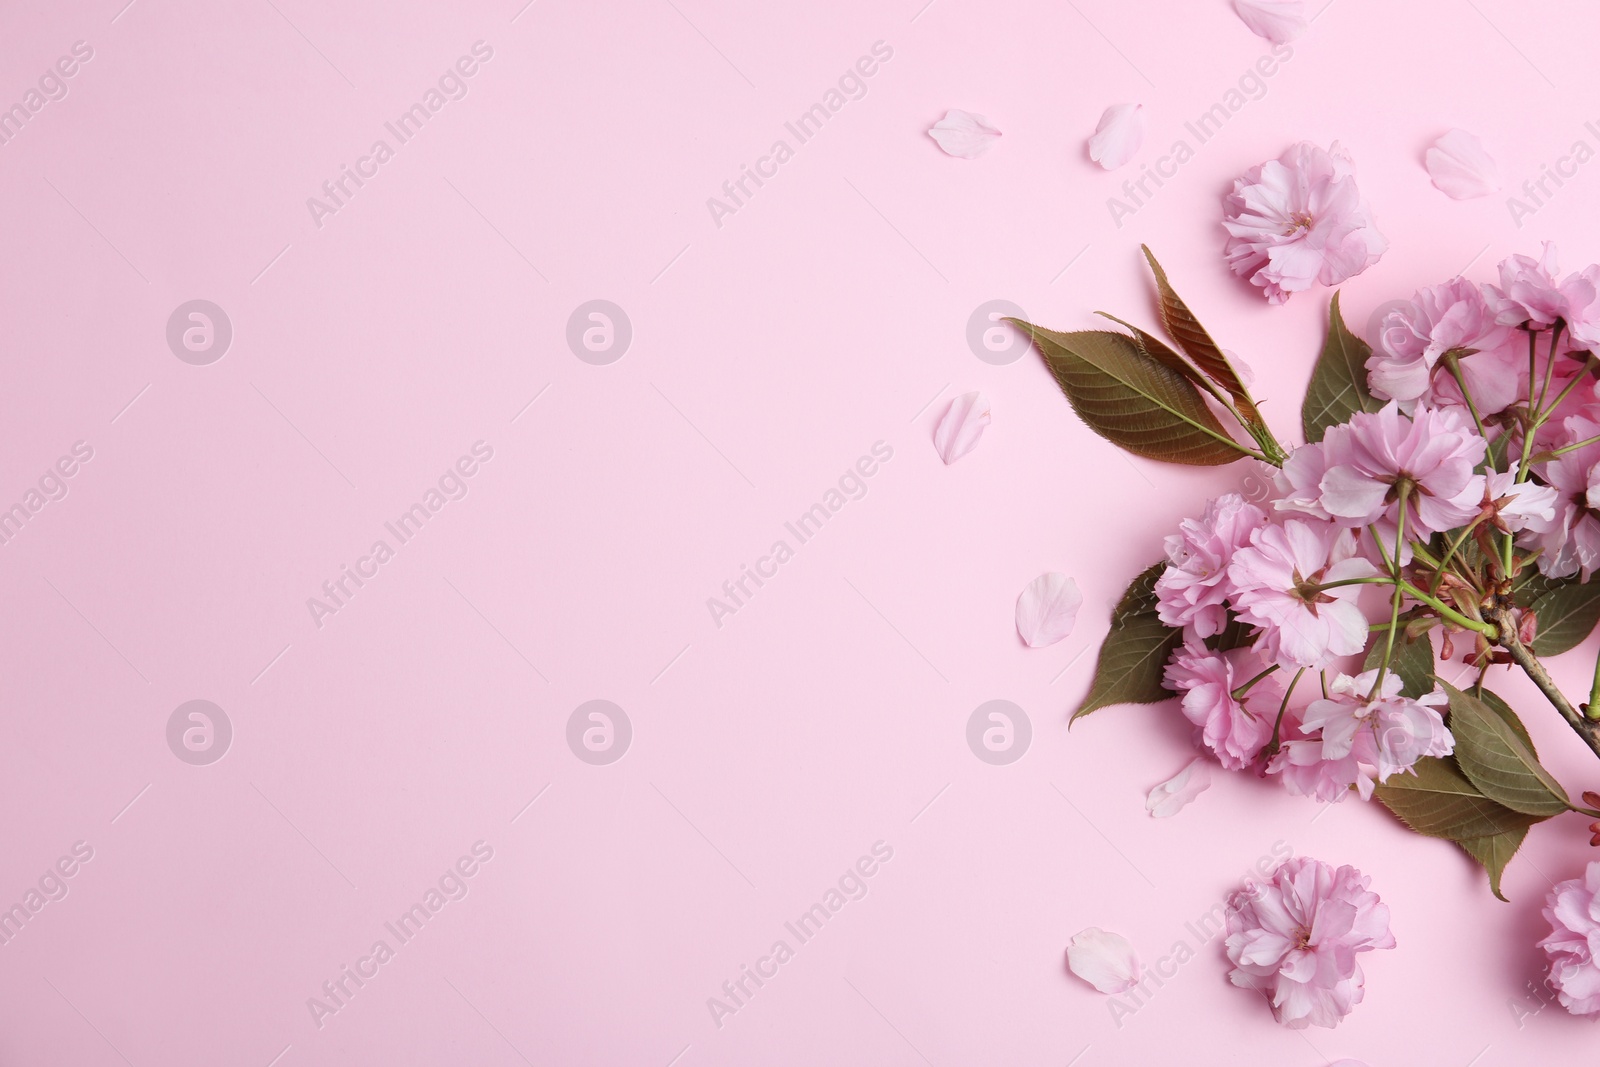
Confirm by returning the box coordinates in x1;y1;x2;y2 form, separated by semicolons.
1541;430;1600;460
1231;664;1280;699
1430;518;1487;596
1442;351;1487;439
1316;575;1398;591
1518;330;1539;482
1589;644;1600;722
1400;582;1496;636
1371;493;1409;699
1266;667;1308;756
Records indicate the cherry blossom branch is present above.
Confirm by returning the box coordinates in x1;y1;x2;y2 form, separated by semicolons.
1485;604;1600;762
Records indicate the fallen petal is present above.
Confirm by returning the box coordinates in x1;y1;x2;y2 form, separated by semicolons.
1425;128;1499;199
1016;573;1082;648
1232;0;1309;44
933;392;991;464
1087;104;1143;170
928;109;1002;159
1066;927;1142;994
1146;757;1213;818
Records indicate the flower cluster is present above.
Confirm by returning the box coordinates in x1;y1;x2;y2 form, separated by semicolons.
1154;471;1455;799
1031;237;1600;1030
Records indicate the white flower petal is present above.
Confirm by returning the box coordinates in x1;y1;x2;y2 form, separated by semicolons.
1066;927;1142;994
1232;0;1309;44
933;391;991;464
1087;104;1143;171
928;109;1002;159
1015;573;1082;648
1146;757;1213;818
1426;129;1499;199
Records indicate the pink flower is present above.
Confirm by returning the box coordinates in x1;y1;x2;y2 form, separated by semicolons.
1154;493;1266;637
1482;469;1559;534
1223;142;1387;305
1317;403;1487;538
1273;441;1335;520
1163;635;1282;770
1540;861;1600;1016
1271;670;1452;802
1365;279;1516;412
1523;415;1600;579
1226;856;1395;1028
1484;243;1600;346
1228;520;1376;669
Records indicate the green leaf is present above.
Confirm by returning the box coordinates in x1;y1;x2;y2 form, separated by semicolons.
1477;688;1537;753
1011;323;1247;466
1072;562;1184;722
1139;247;1263;428
1445;682;1569;817
1374;755;1541;839
1457;826;1529;902
1362;630;1435;699
1529;581;1600;656
1302;292;1381;443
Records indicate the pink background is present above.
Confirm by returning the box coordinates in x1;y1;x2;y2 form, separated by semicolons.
3;0;1599;1062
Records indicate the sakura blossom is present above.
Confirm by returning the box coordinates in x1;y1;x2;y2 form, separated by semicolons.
1227;520;1376;669
1365;279;1514;412
1272;670;1451;801
1540;861;1600;1016
1154;493;1266;638
1225;856;1395;1028
1223;142;1387;304
1316;403;1487;538
1163;635;1281;770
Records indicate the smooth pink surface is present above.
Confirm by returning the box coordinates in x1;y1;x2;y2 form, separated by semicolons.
4;0;1600;1063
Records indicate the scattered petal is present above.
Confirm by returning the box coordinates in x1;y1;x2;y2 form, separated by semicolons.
928;109;1002;159
1232;0;1309;44
1425;128;1499;199
1146;757;1213;818
1066;927;1142;994
933;391;991;464
1222;348;1256;387
1016;573;1083;648
1088;104;1144;170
